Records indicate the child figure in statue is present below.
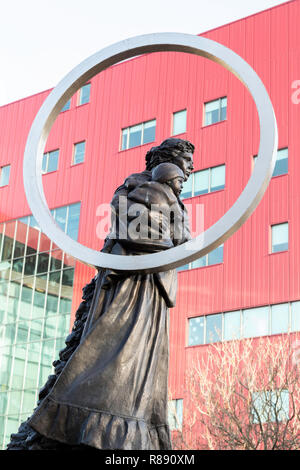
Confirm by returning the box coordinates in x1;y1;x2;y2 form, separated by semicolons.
8;138;194;451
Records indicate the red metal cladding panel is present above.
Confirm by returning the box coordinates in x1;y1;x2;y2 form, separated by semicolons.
290;142;300;300
223;230;243;311
126;58;147;125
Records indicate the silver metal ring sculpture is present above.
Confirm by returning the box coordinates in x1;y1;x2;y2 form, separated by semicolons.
23;33;278;273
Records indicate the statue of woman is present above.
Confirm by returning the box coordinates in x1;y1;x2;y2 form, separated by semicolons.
7;138;194;451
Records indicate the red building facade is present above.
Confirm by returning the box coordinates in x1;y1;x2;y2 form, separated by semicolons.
0;0;300;449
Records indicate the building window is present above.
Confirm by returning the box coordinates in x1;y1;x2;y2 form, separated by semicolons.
181;165;225;199
243;306;269;338
50;203;81;240
121;119;156;150
65;203;81;240
206;313;222;343
60;99;71;112
0;202;81;449
188;314;222;346
168;399;183;430
177;245;224;272
78;83;91;106
188;317;205;346
251;390;289;424
204;97;227;126
42;150;59;174
224;310;241;341
172;109;187;135
253;148;288;177
187;301;300;348
271;222;288;253
73;141;86;165
0;165;11;187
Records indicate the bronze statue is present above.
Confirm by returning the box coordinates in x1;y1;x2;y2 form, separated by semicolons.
7;138;194;451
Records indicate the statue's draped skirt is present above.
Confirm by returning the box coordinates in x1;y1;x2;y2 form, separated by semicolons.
29;265;173;450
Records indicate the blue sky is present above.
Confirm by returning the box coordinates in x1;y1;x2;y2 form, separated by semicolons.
0;0;290;106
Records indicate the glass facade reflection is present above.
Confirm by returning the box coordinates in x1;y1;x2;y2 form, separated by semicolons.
0;202;80;448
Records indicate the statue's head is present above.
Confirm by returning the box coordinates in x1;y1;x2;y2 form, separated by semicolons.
145;138;194;181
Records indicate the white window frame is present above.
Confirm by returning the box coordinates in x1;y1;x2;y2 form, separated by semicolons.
120;119;156;150
181;165;226;199
251;389;289;424
42;150;59;174
271;222;289;254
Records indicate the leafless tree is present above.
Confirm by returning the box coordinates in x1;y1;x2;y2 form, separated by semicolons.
172;334;300;450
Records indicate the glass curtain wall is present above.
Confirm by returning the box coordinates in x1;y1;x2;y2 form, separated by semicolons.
0;203;81;448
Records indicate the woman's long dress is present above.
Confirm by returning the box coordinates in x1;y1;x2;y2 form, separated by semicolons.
28;175;189;450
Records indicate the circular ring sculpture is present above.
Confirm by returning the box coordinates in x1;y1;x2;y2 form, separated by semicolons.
23;33;278;273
